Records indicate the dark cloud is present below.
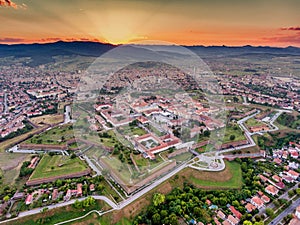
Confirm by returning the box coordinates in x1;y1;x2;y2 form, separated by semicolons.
0;37;25;43
280;26;300;31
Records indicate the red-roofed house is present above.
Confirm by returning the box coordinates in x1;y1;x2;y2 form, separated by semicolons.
265;185;279;196
287;170;299;180
261;195;270;203
251;196;264;209
227;215;239;225
77;183;83;197
229;206;242;219
272;175;282;183
245;203;256;213
25;194;33;205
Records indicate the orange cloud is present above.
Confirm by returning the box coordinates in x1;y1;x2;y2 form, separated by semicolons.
280;26;300;31
0;0;26;9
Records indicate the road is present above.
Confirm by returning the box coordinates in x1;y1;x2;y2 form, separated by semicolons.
269;197;300;225
0;196;118;224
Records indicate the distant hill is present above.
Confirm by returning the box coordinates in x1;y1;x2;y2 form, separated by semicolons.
0;41;299;66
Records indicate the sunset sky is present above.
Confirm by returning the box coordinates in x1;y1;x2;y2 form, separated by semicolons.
1;0;300;46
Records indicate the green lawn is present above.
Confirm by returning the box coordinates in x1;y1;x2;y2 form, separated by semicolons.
118;125;147;136
245;118;264;127
190;161;243;189
29;155;88;180
223;125;246;143
24;124;74;145
101;156;132;183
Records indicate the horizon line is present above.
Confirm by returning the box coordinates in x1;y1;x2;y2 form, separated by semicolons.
0;40;299;49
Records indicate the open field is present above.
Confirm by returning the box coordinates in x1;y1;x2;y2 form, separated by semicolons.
30;114;64;125
223;125;246;142
29;155;88;180
188;161;243;189
245;118;265;127
117;125;146;136
24;124;74;145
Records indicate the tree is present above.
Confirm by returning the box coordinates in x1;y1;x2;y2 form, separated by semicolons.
73;199;82;209
266;208;274;217
288;190;295;198
153;193;165;206
152;213;161;224
243;221;253;225
203;130;210;137
230;134;236;141
3;195;10;202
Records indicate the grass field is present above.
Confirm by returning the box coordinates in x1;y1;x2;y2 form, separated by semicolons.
30;114;64;125
245;118;264;127
29;155;88;180
117;125;146;136
223;125;246;142
24;124;74;145
101;156;132;184
189;161;243;189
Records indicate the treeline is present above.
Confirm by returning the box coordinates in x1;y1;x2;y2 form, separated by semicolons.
134;158;263;225
19;161;34;178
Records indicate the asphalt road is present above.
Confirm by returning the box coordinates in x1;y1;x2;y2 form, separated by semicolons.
269;197;300;225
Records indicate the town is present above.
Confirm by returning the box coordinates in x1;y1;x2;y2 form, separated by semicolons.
0;49;300;225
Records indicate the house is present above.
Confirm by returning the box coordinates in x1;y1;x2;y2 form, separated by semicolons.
206;199;212;206
275;181;285;189
272;175;282;183
295;206;300;220
52;189;59;201
290;151;299;159
213;217;222;225
258;174;269;183
222;220;231;225
89;184;95;192
261;195;270;203
12;191;25;200
287;170;300;180
273;158;282;164
217;210;226;220
245;203;256;213
283;175;294;183
229;206;242;219
77;183;83;197
227;215;239;225
251;196;264;209
25;194;33;205
265;185;279;196
257;191;263;196
64;189;72;201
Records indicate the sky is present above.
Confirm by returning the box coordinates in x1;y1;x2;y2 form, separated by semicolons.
1;0;300;46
